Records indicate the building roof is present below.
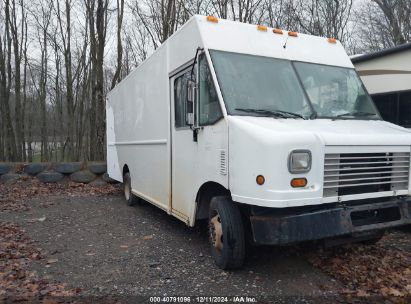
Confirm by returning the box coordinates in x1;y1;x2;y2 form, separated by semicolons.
351;42;411;64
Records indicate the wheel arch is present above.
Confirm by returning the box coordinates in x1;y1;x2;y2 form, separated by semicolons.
121;164;131;182
122;164;129;176
194;181;231;221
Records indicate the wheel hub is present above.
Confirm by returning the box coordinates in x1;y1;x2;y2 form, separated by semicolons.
210;214;223;252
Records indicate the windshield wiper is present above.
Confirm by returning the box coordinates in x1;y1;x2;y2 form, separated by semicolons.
334;111;378;119
274;109;305;119
235;108;305;119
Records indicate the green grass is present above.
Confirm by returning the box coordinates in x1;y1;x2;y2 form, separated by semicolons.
31;148;64;162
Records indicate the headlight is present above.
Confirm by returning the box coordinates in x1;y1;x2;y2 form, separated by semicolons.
288;150;311;173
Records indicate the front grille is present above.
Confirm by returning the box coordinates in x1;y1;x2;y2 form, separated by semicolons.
323;152;410;197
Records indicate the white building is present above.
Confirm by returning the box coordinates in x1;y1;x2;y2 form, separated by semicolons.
352;43;411;128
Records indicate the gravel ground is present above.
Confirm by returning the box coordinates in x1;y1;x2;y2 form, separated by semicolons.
0;193;342;302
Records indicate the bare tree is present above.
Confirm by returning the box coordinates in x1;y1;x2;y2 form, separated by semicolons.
86;0;109;160
356;0;411;52
129;0;182;47
295;0;353;43
230;0;264;23
0;0;18;161
8;0;26;160
261;0;299;29
30;0;53;161
111;0;124;89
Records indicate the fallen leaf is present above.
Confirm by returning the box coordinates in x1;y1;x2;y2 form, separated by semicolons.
356;290;370;297
26;216;47;223
387;288;404;297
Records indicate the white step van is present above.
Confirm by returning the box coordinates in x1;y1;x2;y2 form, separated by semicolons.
107;15;411;269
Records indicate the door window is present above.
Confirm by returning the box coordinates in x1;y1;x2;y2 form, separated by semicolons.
199;54;223;125
174;70;192;128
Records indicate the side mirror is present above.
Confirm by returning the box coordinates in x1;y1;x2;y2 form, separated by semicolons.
186;80;196;126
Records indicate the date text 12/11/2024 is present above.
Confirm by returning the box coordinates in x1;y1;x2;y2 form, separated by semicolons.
149;296;258;303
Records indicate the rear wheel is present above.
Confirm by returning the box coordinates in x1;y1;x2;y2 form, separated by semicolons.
208;196;245;269
123;172;139;206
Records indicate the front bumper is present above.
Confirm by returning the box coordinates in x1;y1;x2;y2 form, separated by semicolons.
250;197;411;245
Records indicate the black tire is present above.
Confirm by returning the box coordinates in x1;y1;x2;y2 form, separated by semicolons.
208;196;245;269
123;172;139;206
37;171;64;183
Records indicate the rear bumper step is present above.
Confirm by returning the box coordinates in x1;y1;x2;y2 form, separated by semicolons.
250;197;411;245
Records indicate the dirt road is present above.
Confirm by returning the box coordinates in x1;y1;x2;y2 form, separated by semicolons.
0;192;341;302
2;180;411;303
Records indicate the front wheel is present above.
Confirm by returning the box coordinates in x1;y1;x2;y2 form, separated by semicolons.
208;196;245;269
123;172;139;206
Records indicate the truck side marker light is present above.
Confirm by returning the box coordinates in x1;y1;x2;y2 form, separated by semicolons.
288;31;298;37
291;178;307;188
273;28;283;35
327;37;337;43
257;25;268;32
256;175;265;185
206;16;218;23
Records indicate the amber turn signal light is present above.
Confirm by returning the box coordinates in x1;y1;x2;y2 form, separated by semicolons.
288;31;298;37
327;37;337;43
256;175;265;185
291;178;307;188
257;25;268;32
206;16;218;23
273;28;283;35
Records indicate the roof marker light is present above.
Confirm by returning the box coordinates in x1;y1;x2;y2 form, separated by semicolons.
257;25;268;32
327;37;337;43
273;28;283;35
206;16;218;23
288;31;298;37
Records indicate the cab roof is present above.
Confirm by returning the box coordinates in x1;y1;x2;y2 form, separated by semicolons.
192;15;353;68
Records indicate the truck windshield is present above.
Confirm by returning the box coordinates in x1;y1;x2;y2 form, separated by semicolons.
209;50;312;119
209;50;380;120
293;62;379;119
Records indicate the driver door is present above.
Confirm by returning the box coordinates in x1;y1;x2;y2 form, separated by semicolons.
170;67;198;222
170;53;226;224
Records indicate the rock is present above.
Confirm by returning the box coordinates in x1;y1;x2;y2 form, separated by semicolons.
0;173;20;183
89;178;107;187
70;170;96;183
102;172;118;183
37;171;64;183
24;163;49;175
149;262;161;268
47;258;58;264
88;162;107;175
0;163;13;175
54;162;82;174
